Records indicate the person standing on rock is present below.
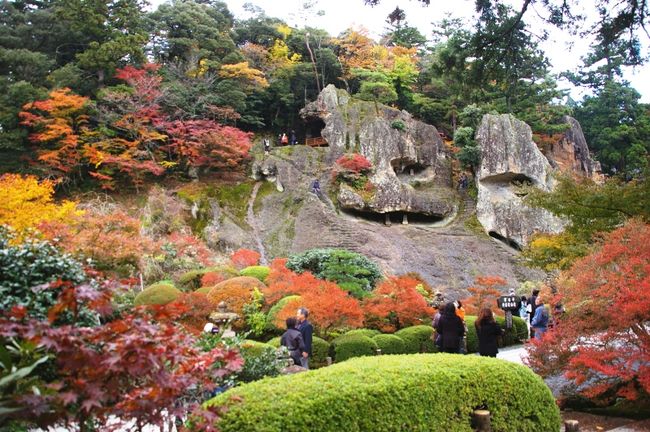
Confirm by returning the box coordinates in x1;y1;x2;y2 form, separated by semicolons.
475;307;504;357
531;296;549;340
435;302;465;354
281;133;289;145
296;307;313;369
263;138;271;154
290;130;297;145
280;317;305;366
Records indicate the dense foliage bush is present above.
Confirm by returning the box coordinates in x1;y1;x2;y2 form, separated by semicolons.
206;276;266;329
330;334;378;362
230;249;260;270
239;265;270;282
394;325;436;354
133;283;181;306
238;340;284;383
373;334;407;355
206;354;561;431
200;265;239;287
267;335;331;369
263;261;365;335
343;329;380;338
363;276;434;332
285;248;382;298
265;295;302;332
0;229;87;321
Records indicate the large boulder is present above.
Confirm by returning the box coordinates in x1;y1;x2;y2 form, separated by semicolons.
301;85;455;222
542;115;603;182
476;114;565;248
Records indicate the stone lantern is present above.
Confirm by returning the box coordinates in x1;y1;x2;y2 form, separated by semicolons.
208;301;239;339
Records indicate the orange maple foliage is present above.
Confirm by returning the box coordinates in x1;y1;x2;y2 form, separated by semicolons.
461;276;507;316
19;88;90;178
264;260;364;335
0;174;80;239
230;249;260;270
206;276;267;330
527;220;650;403
363;276;434;332
158;292;217;335
40;209;158;277
200;271;226;287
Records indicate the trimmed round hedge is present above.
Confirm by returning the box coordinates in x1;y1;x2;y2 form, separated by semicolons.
395;325;436;353
206;354;561;431
372;334;406;355
266;295;301;331
344;329;380;338
133;283;181;306
239;265;271;282
330;334;378;362
267;335;330;369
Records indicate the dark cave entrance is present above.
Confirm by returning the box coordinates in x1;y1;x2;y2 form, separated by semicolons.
344;208;444;225
392;161;428;176
304;117;328;147
489;231;522;251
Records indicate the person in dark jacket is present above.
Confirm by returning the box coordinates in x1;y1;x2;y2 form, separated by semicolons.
475;307;504;357
296;307;313;369
435;302;465;353
280;317;305;366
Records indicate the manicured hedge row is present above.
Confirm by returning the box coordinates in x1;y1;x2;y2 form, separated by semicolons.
330;334;378;362
372;334;406;355
395;325;437;353
239;265;271;282
267;335;330;369
205;354;561;432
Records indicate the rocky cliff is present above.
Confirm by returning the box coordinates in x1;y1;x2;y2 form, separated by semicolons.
475;114;566;248
301;84;455;223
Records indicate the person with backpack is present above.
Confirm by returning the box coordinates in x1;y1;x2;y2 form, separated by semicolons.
475;307;504;357
435;302;465;354
280;317;305;366
531;296;549;340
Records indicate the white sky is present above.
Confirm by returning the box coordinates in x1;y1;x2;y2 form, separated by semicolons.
155;0;650;102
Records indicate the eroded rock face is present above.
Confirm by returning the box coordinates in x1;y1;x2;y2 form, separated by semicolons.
542;115;603;182
301;85;455;221
476;114;565;248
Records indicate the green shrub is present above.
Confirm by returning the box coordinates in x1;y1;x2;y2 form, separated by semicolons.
206;354;562;432
286;248;382;298
466;316;478;353
344;329;380;338
395;325;436;354
238;340;284;383
331;334;378;362
178;266;238;290
133;283;181;306
267;336;331;369
195;286;211;295
372;334;406;355
0;229;87;322
239;265;271;282
390;119;406;131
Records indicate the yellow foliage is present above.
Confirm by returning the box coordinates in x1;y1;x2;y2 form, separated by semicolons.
186;58;209;78
219;62;269;89
276;24;292;39
0;174;81;239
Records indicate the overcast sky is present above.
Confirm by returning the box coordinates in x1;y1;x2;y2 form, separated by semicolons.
157;0;650;102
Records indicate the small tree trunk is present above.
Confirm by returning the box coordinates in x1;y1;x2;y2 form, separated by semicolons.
472;409;491;431
564;420;579;432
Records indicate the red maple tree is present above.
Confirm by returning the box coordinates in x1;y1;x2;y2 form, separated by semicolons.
461;276;507;316
526;220;650;403
363;276;434;332
230;248;261;270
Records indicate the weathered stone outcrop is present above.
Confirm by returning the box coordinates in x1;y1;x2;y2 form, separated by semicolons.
301;85;455;221
476;114;565;248
542;115;603;182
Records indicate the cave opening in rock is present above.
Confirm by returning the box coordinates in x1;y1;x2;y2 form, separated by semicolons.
488;231;522;251
303;117;328;147
343;208;444;225
390;158;428;177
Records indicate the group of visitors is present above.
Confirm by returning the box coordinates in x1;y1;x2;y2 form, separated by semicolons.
433;300;504;357
432;287;552;358
278;130;298;146
280;307;313;369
